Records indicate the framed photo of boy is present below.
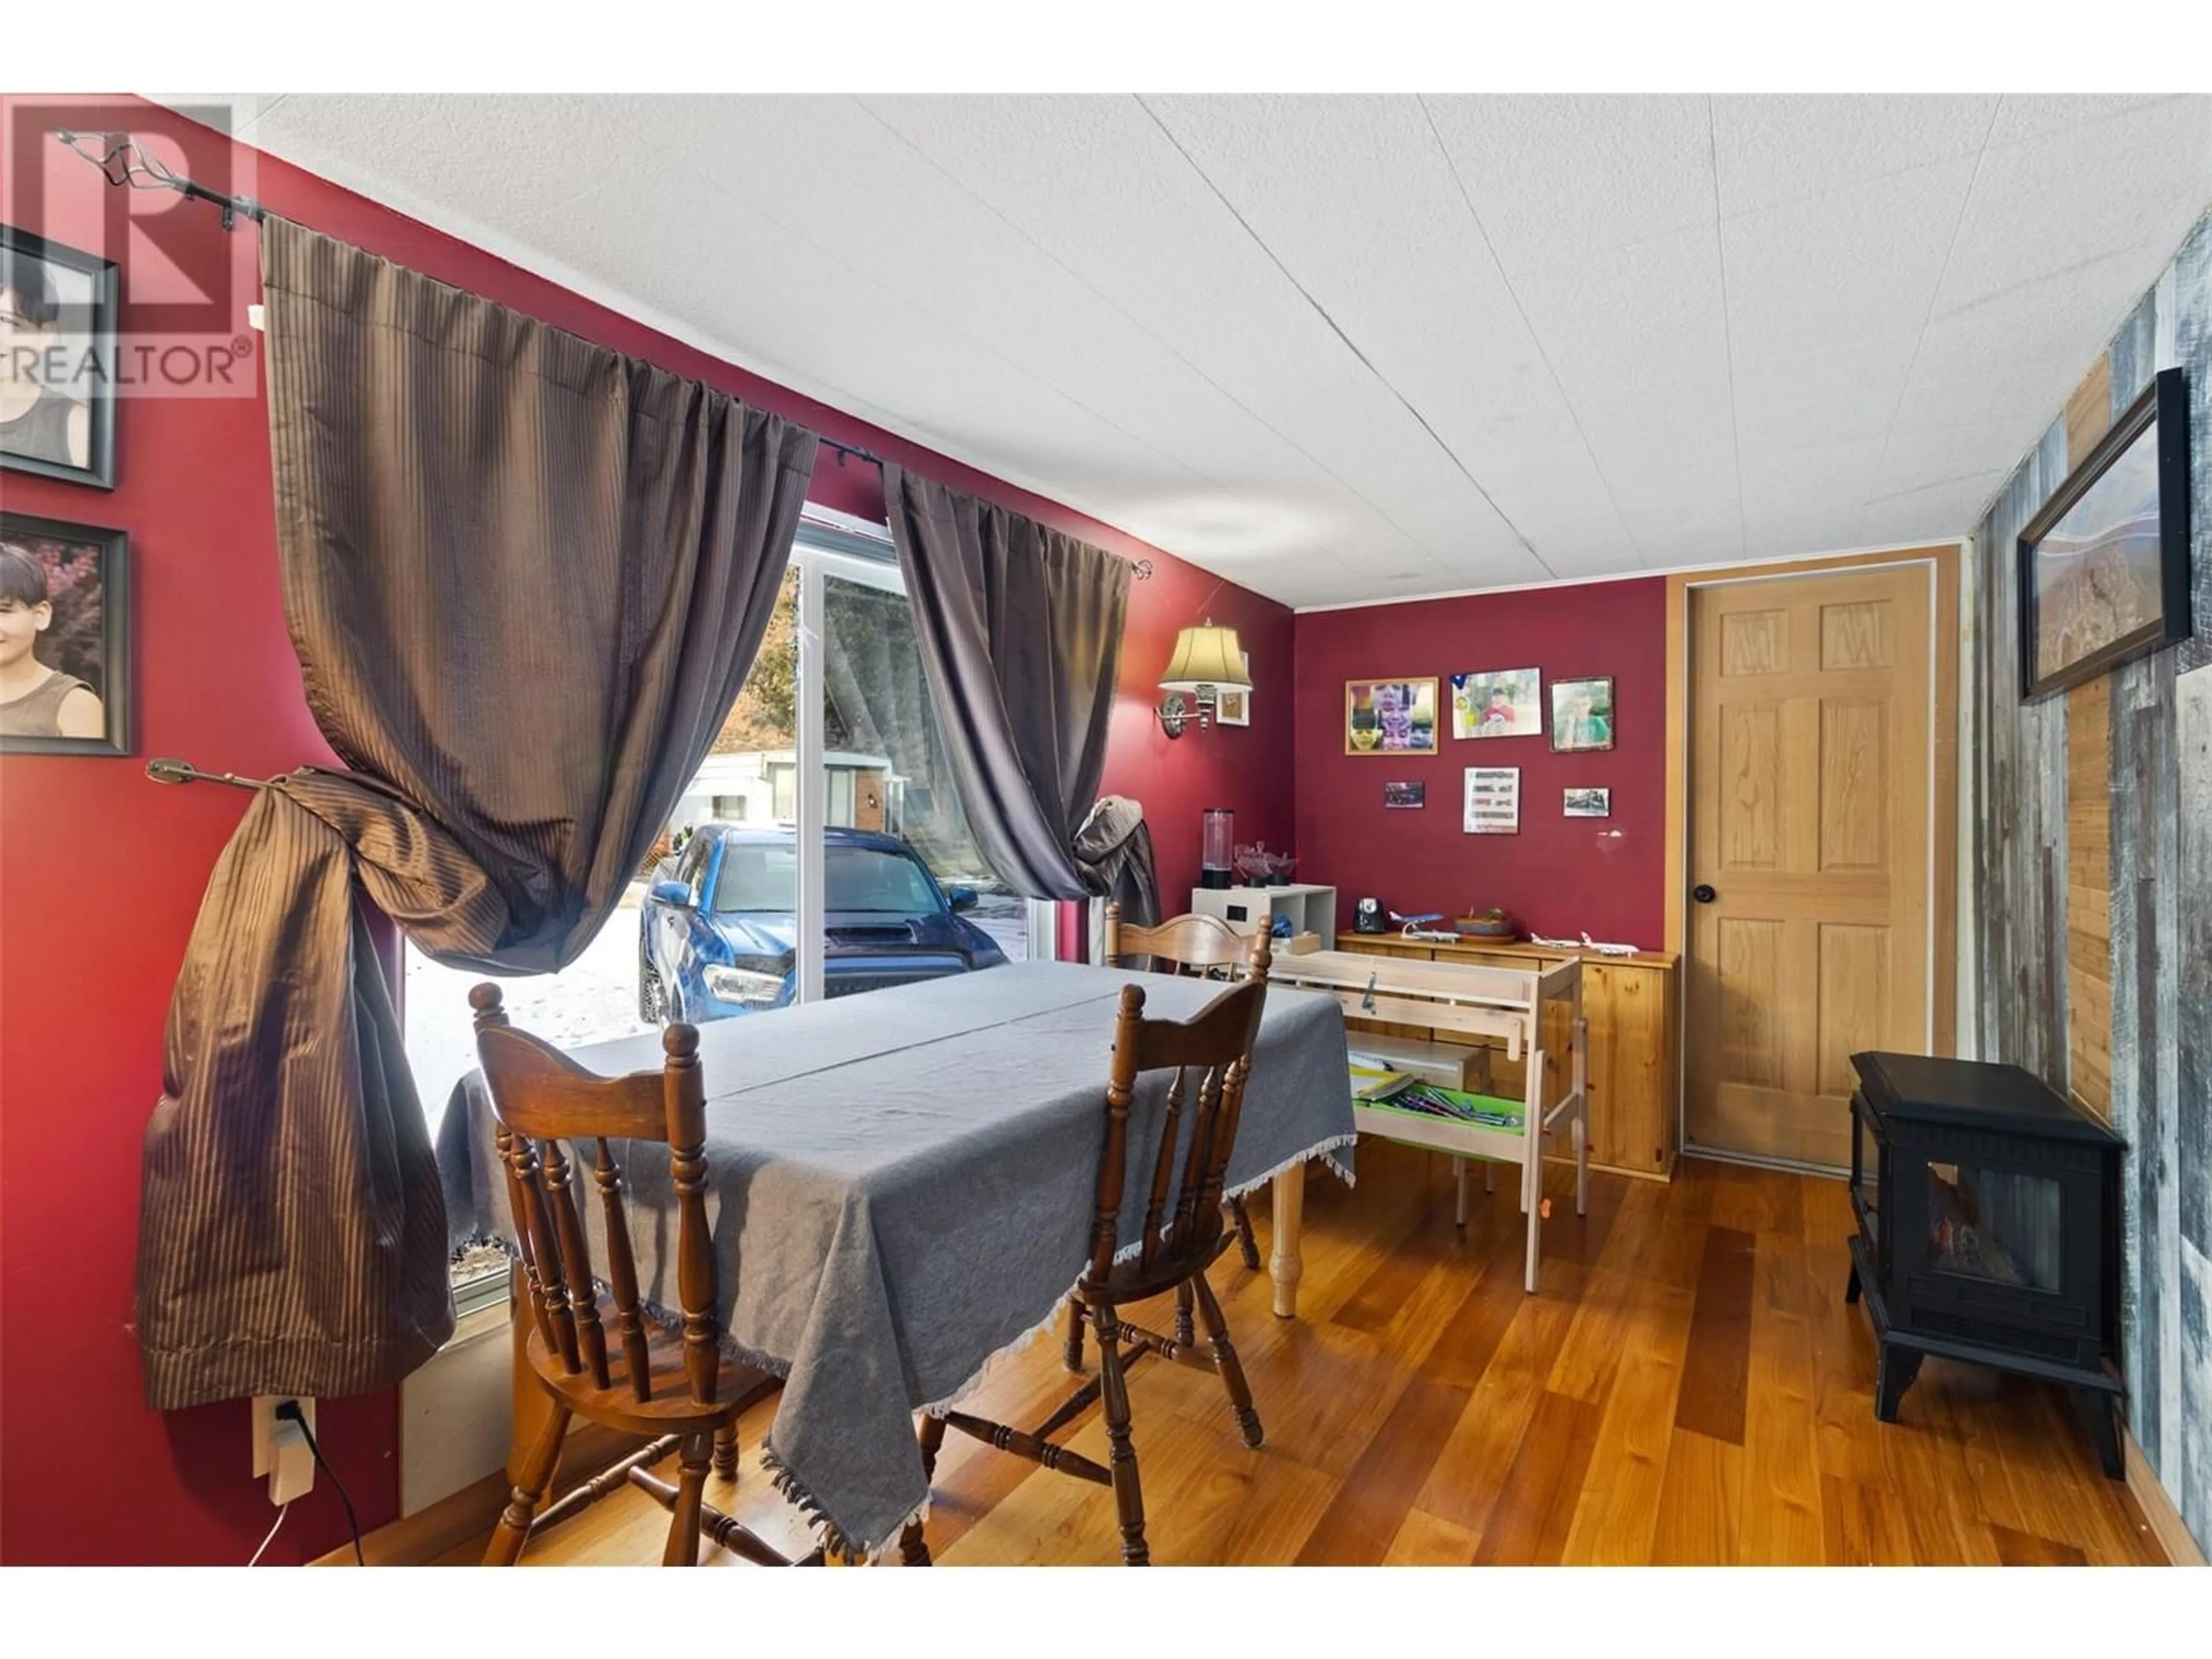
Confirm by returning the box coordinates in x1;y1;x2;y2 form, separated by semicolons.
1550;676;1615;752
0;513;130;756
1;226;118;490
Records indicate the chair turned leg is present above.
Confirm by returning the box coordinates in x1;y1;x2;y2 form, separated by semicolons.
1062;1299;1086;1372
1092;1307;1149;1566
712;1421;738;1481
1174;1280;1196;1347
918;1411;948;1482
1190;1270;1263;1449
899;1517;933;1566
483;1404;570;1565
663;1433;711;1566
1227;1196;1262;1271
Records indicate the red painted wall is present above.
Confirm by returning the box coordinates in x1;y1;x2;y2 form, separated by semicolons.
1291;579;1667;948
0;97;1289;1565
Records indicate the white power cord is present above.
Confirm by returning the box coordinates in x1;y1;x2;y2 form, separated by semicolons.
249;1500;291;1566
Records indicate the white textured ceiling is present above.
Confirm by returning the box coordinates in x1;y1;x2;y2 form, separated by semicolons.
218;93;2212;608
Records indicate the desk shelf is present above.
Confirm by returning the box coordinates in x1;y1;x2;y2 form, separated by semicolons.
1338;934;1677;1181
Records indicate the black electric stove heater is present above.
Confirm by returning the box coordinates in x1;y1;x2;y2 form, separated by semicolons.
1846;1051;2125;1478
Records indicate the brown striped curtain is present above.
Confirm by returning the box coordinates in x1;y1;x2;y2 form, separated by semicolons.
136;218;817;1410
884;465;1130;900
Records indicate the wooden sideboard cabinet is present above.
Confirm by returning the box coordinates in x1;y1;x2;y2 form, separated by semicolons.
1337;934;1679;1180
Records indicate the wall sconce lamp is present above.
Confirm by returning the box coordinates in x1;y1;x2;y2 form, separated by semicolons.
1155;621;1249;739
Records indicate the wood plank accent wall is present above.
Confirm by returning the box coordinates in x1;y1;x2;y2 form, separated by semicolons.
1965;207;2212;1560
2064;356;2115;1124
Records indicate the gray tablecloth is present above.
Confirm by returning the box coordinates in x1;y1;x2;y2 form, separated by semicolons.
434;960;1353;1558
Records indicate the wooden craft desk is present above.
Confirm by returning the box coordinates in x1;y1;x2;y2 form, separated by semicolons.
1339;934;1678;1180
1270;946;1589;1293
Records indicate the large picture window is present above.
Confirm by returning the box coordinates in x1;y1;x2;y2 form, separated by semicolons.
403;512;1032;1157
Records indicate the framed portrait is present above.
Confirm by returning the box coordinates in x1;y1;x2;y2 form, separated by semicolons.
1463;766;1520;834
1563;786;1611;818
1214;685;1251;726
0;513;130;756
1344;677;1438;756
2018;367;2192;701
1384;779;1425;809
1450;667;1541;738
1550;676;1615;752
1;226;118;490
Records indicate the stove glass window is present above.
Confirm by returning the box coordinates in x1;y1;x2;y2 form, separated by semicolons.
1925;1161;2060;1291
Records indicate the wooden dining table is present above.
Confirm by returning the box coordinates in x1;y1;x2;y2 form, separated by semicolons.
436;959;1355;1558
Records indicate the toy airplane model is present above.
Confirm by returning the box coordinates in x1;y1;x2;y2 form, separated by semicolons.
1388;910;1457;942
1527;929;1640;957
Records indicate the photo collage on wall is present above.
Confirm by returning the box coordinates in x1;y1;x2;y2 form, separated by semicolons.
1354;668;1619;827
2;226;130;759
1350;666;1620;826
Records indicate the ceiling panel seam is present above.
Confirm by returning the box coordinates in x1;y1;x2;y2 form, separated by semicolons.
1866;98;2003;507
655;147;1241;516
854;96;1452;574
1412;93;1637;569
1705;96;1749;566
1132;94;1544;581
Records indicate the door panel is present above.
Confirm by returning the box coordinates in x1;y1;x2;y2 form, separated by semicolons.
1686;566;1931;1170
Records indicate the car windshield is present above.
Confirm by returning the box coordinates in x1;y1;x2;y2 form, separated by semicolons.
709;842;944;915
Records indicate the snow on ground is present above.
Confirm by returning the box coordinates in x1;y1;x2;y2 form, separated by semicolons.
403;884;1029;1131
405;885;656;1134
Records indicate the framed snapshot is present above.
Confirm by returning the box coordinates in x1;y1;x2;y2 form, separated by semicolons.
1214;685;1251;726
1563;786;1611;818
0;513;130;756
1;226;118;490
2018;366;2191;701
1550;675;1615;752
1463;766;1520;834
1384;779;1425;809
1344;677;1439;755
1450;667;1541;738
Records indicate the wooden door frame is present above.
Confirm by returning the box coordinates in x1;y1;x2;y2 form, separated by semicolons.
1664;544;1964;1163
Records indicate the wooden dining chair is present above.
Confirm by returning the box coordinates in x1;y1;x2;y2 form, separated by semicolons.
907;975;1270;1566
1099;902;1270;1277
469;983;819;1566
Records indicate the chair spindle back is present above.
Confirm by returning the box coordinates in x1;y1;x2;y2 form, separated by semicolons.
470;983;719;1408
1088;976;1267;1286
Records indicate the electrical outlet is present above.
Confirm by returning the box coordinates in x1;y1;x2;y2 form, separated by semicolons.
251;1395;316;1505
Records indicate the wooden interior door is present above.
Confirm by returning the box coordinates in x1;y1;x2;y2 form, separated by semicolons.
1685;566;1931;1169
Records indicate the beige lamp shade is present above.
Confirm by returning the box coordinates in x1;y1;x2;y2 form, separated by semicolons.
1158;623;1251;693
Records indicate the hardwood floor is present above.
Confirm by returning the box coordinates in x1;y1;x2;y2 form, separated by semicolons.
431;1145;2163;1566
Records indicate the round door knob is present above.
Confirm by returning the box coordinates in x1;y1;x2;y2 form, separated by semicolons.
1692;884;1717;904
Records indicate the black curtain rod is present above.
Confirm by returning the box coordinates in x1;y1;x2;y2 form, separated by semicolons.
821;437;884;468
55;130;265;230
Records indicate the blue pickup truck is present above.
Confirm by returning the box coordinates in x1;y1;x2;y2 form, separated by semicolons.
638;823;1008;1022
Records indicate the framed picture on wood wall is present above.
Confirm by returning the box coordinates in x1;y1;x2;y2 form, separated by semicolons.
2017;366;2192;701
0;512;131;756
